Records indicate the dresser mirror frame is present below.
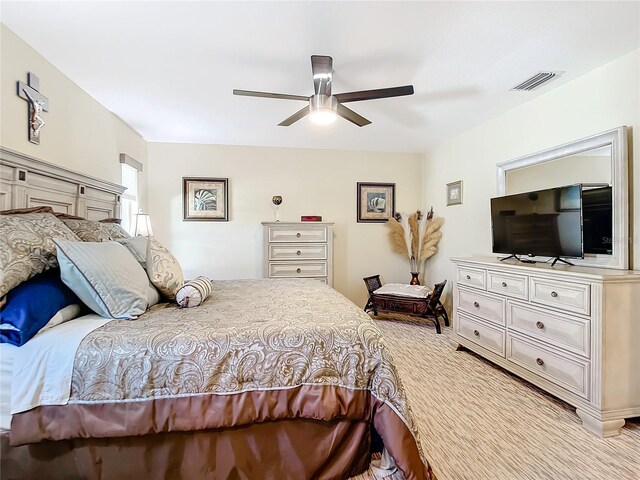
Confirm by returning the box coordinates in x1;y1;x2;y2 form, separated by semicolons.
496;126;629;270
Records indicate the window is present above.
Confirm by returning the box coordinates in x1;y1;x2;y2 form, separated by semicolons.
121;163;139;234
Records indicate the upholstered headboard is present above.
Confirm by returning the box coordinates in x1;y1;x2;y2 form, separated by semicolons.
0;147;125;220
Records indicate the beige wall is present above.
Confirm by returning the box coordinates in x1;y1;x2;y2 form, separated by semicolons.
422;49;640;300
0;24;148;209
147;143;423;305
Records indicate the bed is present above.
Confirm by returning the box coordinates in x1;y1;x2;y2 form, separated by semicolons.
0;148;434;479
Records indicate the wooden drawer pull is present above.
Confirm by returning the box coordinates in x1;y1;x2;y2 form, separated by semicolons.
536;357;544;366
473;330;480;337
536;321;544;329
466;274;471;280
296;250;301;255
551;291;558;298
296;233;301;238
296;268;301;273
501;281;507;287
473;301;480;308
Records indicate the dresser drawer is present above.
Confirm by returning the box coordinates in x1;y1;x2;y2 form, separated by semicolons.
269;243;327;261
456;266;486;290
456;313;505;357
457;288;505;326
530;277;591;316
487;271;528;300
507;302;590;357
507;334;590;399
268;225;328;243
268;262;327;278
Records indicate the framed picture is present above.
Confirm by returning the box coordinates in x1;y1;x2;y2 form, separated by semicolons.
183;177;229;221
446;180;463;206
357;182;395;223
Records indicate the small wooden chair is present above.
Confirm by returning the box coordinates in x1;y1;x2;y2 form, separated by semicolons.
363;275;449;334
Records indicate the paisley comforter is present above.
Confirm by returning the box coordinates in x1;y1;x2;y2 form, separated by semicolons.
10;279;432;479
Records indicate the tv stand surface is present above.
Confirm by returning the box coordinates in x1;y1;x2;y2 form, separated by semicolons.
450;256;640;438
550;256;575;267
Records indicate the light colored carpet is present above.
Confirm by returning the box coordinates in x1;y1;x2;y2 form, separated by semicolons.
355;315;639;480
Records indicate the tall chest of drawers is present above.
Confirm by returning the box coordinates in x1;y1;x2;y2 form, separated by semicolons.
451;257;640;437
262;222;334;286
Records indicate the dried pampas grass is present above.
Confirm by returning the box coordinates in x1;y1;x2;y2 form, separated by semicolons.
388;218;409;258
387;209;444;271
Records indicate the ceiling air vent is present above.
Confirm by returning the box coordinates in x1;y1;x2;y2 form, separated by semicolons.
511;71;563;91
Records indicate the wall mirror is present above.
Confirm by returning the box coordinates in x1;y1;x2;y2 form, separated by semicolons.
496;126;629;270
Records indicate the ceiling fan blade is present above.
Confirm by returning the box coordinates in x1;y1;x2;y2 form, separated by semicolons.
233;89;309;101
334;85;414;103
337;104;371;127
311;55;333;96
278;106;310;126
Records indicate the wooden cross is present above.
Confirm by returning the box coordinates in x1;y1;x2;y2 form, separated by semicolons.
17;73;49;145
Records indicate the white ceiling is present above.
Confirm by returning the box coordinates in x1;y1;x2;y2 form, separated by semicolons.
1;1;638;153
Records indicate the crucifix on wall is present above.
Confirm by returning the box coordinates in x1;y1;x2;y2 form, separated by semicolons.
17;72;49;145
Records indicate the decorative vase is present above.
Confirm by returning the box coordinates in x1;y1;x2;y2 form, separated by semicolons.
410;272;420;285
272;195;283;221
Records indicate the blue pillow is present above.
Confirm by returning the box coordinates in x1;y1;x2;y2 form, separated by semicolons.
0;270;81;346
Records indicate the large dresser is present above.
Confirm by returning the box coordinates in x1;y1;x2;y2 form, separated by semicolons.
262;222;334;286
451;256;640;437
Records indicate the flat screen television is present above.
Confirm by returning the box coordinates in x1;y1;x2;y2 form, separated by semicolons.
491;185;583;259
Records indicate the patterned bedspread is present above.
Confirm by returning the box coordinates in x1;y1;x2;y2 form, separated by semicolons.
12;279;432;479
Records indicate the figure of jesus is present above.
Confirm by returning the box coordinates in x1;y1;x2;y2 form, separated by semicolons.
23;89;46;137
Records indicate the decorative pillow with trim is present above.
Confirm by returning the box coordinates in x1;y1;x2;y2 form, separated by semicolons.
116;236;148;269
146;237;184;301
53;239;159;319
0;213;80;298
61;218;130;241
175;276;213;308
0;269;83;346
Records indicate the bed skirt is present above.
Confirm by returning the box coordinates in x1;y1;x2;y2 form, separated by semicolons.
1;417;374;479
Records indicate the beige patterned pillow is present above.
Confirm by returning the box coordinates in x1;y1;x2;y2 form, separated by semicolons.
0;212;80;297
146;237;184;300
61;218;130;241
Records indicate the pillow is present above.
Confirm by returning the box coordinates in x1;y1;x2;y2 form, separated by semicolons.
0;206;54;215
0;212;80;298
99;222;130;240
61;218;130;242
146;237;184;300
53;239;159;319
176;276;213;308
99;218;122;224
0;270;82;346
116;236;148;269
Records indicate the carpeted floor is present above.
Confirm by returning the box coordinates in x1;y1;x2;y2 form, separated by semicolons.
355;316;640;480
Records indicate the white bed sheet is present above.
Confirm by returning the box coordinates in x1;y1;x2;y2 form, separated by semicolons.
0;342;18;431
10;314;112;417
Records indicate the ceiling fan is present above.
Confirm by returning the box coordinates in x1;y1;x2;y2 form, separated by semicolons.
233;55;414;127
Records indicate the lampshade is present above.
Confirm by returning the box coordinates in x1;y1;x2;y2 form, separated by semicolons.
134;213;153;237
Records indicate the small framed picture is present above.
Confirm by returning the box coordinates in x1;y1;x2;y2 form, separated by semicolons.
183;177;229;221
447;180;463;206
357;182;396;223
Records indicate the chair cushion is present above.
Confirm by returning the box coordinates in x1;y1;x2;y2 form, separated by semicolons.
374;283;432;298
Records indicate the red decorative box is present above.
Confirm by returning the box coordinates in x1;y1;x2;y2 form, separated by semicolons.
301;215;323;222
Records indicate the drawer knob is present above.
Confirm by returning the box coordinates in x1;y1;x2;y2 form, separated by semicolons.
296;250;301;256
296;232;301;238
473;330;480;337
551;291;558;298
536;357;544;366
501;281;507;287
536;321;545;329
466;275;471;280
296;268;301;274
473;301;480;308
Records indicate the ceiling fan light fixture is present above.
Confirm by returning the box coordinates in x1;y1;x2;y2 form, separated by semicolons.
308;95;337;125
